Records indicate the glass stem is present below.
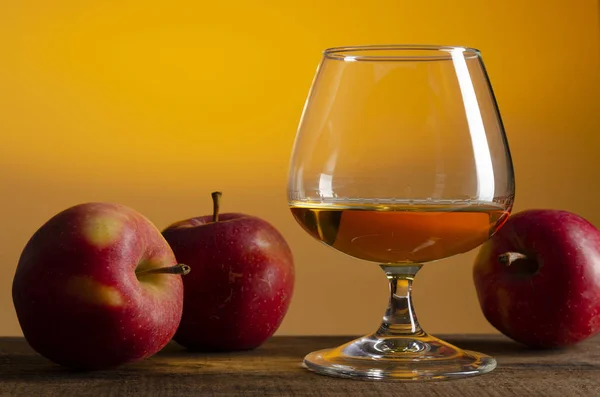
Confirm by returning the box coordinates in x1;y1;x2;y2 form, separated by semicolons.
376;264;426;338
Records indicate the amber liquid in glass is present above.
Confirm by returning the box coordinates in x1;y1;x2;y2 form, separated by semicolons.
290;200;510;264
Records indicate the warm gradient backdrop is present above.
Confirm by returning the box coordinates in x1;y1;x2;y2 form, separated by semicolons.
1;1;599;336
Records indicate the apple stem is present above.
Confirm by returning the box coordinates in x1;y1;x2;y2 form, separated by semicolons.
498;252;528;266
136;263;191;277
212;191;222;223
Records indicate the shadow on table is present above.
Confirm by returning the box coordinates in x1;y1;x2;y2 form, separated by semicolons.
442;335;588;358
0;340;313;382
0;353;276;382
443;335;528;356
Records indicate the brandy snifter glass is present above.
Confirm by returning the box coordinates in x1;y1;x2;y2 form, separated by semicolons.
288;45;515;381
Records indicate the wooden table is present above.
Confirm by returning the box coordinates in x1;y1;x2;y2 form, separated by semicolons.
1;335;599;396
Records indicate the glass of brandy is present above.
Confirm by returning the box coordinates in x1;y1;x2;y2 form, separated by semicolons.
288;45;515;381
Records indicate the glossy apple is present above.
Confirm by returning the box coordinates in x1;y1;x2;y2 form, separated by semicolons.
12;202;189;369
473;209;600;348
162;192;294;351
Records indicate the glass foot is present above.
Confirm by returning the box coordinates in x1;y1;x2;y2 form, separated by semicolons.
304;334;496;381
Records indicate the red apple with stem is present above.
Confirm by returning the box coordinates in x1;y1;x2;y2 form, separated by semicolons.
12;202;190;369
473;209;600;348
162;192;294;351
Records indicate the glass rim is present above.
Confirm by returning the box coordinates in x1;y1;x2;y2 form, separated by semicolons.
323;44;481;61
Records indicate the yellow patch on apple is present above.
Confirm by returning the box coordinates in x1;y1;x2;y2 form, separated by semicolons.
83;215;123;248
474;243;494;276
66;276;124;307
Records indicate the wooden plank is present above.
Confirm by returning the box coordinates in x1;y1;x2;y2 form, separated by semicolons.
0;335;599;396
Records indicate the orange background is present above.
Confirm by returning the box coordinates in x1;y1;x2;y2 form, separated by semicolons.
1;1;599;336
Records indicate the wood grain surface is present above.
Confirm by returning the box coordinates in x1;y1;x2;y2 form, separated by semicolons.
1;335;599;396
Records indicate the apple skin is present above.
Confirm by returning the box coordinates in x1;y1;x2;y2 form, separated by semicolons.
162;212;294;351
473;209;600;348
12;202;184;369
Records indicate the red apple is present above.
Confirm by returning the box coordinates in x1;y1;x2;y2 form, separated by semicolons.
12;202;189;369
473;209;600;348
162;192;294;351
